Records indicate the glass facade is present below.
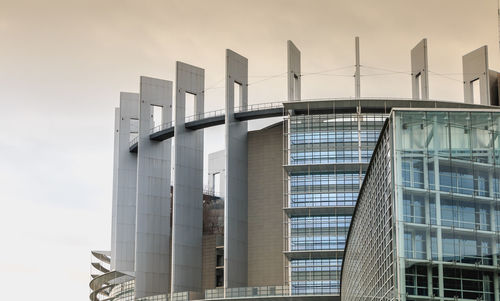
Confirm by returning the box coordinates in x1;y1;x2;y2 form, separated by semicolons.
342;110;500;301
339;121;394;301
285;112;387;295
290;215;351;251
290;258;342;294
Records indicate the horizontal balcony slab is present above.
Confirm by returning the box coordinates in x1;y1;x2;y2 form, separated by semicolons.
404;259;500;272
284;250;344;260
284;163;368;173
284;206;354;217
403;221;498;237
401;186;500;205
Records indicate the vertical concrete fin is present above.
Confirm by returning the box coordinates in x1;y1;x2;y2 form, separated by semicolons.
411;39;429;100
224;49;249;289
489;69;500;106
355;37;361;98
135;77;173;298
463;46;491;105
110;107;120;271
172;61;205;293
112;92;139;273
287;40;301;101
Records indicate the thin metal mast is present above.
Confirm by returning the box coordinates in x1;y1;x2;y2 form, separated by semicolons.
355;37;361;98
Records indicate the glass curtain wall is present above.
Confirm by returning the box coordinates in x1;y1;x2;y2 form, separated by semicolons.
284;112;386;295
340;121;394;301
395;111;500;301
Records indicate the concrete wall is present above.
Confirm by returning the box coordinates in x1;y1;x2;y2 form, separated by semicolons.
135;76;173;298
172;61;205;293
202;191;224;290
287;41;301;101
411;39;429;100
111;92;139;273
208;150;225;199
202;234;217;290
247;122;284;286
224;49;249;288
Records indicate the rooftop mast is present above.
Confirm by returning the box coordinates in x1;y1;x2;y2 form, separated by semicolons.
355;37;361;98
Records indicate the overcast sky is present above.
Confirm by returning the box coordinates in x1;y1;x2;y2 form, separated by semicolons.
0;0;498;299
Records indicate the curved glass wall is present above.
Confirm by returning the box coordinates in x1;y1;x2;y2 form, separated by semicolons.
395;111;500;301
342;110;500;301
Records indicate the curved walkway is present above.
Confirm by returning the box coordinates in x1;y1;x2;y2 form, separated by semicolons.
129;97;494;152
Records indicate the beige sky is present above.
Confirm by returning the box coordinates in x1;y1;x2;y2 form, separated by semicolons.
0;0;498;299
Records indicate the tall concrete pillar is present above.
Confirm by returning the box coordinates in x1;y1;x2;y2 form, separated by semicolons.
287;40;301;101
110;107;120;271
135;77;173;298
462;46;494;105
111;92;139;272
171;62;205;293
411;39;429;100
224;49;249;289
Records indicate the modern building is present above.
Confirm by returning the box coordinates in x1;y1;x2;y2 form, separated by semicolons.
90;39;500;301
341;109;500;301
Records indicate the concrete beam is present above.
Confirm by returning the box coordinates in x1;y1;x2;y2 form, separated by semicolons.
135;77;173;298
171;61;205;293
287;41;301;101
463;46;491;105
411;39;429;100
224;49;249;289
111;92;139;273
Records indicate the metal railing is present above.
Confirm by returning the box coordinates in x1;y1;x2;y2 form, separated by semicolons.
148;102;285;135
184;101;284;123
105;283;333;301
205;286;291;299
150;120;175;134
129;136;139;148
185;109;225;123
234;101;283;113
203;185;222;198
